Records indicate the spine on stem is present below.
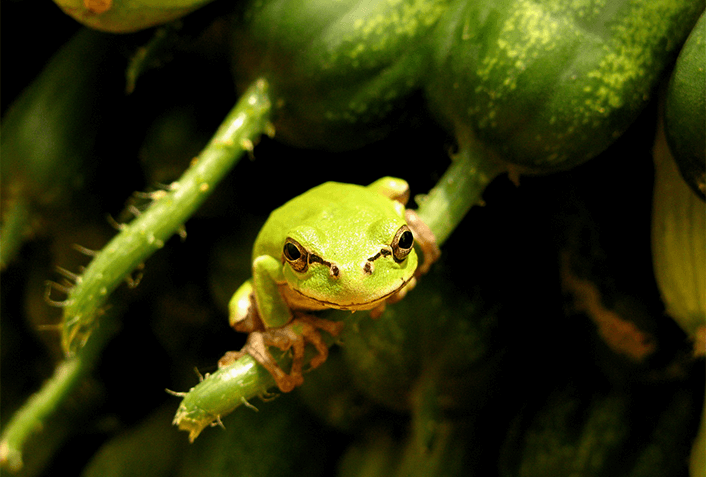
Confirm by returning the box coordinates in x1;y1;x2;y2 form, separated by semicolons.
61;79;273;356
0;308;120;471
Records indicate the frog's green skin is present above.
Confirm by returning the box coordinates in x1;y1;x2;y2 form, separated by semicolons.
219;177;438;392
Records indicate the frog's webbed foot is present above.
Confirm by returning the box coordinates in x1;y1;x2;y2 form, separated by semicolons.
219;315;345;393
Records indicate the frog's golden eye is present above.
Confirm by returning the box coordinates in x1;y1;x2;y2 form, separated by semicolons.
283;238;308;272
391;225;414;262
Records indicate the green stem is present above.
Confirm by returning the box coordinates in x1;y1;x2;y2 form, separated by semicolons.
173;331;339;441
0;309;119;472
173;139;504;439
125;24;180;95
173;355;277;442
61;79;272;356
416;140;505;246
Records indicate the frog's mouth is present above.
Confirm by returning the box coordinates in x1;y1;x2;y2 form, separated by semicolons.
287;273;415;311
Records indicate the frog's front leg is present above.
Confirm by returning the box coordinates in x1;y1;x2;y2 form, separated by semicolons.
221;255;294;336
242;315;344;392
219;311;344;392
218;256;344;392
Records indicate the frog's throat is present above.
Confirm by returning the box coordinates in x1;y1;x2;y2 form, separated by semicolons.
287;274;415;311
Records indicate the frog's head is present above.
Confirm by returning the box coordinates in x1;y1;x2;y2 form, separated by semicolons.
280;217;418;310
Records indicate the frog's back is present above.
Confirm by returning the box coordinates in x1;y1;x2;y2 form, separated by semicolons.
253;181;400;259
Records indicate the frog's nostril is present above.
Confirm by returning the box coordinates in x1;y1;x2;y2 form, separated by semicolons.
363;261;373;275
329;264;340;278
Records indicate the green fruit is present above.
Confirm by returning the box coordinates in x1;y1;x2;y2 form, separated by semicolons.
665;12;706;201
231;0;450;150
426;0;704;172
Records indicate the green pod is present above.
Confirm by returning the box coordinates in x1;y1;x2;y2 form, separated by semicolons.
231;0;450;150
0;29;122;266
0;29;120;208
499;378;703;477
53;0;215;33
426;0;704;172
651;120;705;341
665;11;706;201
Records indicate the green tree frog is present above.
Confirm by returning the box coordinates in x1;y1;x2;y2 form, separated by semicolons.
218;177;440;392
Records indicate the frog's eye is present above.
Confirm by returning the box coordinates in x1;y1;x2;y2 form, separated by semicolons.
283;238;308;272
391;225;414;262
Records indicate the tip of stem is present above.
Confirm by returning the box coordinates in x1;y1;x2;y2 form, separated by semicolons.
172;405;211;443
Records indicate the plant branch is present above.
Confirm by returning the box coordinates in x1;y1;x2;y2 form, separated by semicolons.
61;79;273;356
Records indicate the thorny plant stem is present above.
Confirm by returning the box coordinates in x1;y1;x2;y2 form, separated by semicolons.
1;79;273;470
0;309;119;471
61;79;273;356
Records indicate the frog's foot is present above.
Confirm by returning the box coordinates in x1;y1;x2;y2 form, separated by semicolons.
221;316;345;393
296;315;345;368
218;350;247;368
405;209;441;276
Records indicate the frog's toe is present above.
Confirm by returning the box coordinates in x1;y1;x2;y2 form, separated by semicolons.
218;350;247;368
275;373;304;393
308;347;328;369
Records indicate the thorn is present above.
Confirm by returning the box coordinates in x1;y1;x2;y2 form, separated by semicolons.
214;415;226;430
264;122;276;138
63;314;80;328
44;283;69;308
150;190;168;201
506;166;521;187
241;138;255;153
132;190;152;199
55;266;81;283
127;204;142;218
46;280;72;296
124;263;144;289
240;397;259;412
259;390;279;402
106;214;126;231
165;388;188;398
177;225;187;241
72;244;98;257
133;189;168;201
193;367;205;382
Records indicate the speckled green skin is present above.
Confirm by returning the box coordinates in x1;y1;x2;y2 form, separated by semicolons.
427;0;705;171
231;0;451;150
